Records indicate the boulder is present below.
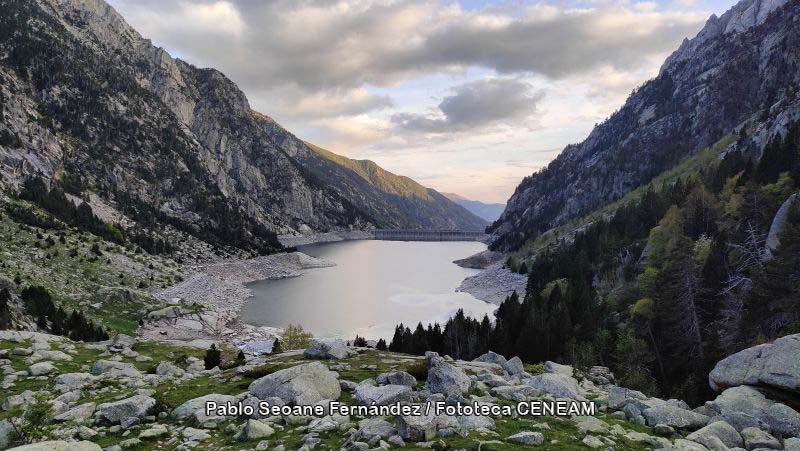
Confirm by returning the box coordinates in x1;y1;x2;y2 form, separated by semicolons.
155;361;184;377
740;427;780;450
376;371;416;387
456;414;495;431
28;361;56;376
95;395;155;424
709;334;800;393
427;356;471;395
543;361;573;376
0;420;13;450
303;341;355;360
7;441;101;450
525;373;585;400
53;402;96;423
248;361;341;405
354;384;412;406
686;421;743;450
607;386;649;410
707;385;800;436
171;394;238;423
573;416;609;434
356;418;396;440
396;412;455;442
147;306;184;320
784;437;800;451
506;431;544;445
90;360;141;378
2;390;35;411
139;423;169;439
108;333;136;351
53;373;96;390
642;404;710;430
505;356;525;375
582;435;605;449
240;419;274;440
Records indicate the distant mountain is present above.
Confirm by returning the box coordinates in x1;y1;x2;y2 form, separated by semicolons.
489;0;800;251
0;0;486;257
442;193;505;222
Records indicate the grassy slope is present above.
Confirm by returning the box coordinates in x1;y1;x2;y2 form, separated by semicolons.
0;198;183;334
0;339;659;450
305;142;432;201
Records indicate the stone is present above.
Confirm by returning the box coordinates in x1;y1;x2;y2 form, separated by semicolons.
155;361;184;377
427;356;471;395
53;373;96;390
654;424;676;436
248;361;341;405
95;395;156;424
182;427;211;442
642;404;710;429
784;437;800;451
396;412;449;442
607;386;648;410
76;426;97;440
740;427;780;450
340;380;358;391
6;441;102;450
0;420;13;450
505;357;525;375
354;384;412;406
28;361;56;376
120;416;141;429
303;341;355;360
525;373;585;400
582;435;605;448
53;402;96;423
357;418;396;440
90;360;142;378
171;394;238;424
2;390;35;411
456;414;495;431
672;439;710;450
506;431;544;445
376;371;417;387
709;334;800;394
574;416;609;434
242;419;274;440
544;361;573;376
708;385;800;436
687;421;743;449
139;423;169;439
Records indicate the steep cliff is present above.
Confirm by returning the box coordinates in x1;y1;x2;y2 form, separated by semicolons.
0;0;484;256
489;0;800;251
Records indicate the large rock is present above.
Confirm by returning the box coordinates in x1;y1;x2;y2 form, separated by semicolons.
706;385;800;436
354;384;412;406
473;351;524;375
505;356;525;375
506;431;544;445
95;395;155;424
607;386;649;410
396;412;457;442
303;341;356;360
543;361;573;376
709;334;800;393
642;404;710;430
525;373;585;400
376;371;417;387
53;403;96;423
356;418;396;440
171;394;238;424
741;427;781;450
7;441;101;450
90;360;142;378
28;361;56;376
427;356;471;395
54;373;96;390
0;420;13;450
248;361;341;405
686;421;743;449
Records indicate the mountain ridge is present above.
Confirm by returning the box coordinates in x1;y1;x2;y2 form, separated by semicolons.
489;0;800;251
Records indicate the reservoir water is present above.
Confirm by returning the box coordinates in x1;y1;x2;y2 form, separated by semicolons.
241;240;496;340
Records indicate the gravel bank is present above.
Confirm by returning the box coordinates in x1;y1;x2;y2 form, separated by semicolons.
139;252;334;344
456;261;527;305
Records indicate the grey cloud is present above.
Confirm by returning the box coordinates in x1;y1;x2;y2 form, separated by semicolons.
110;0;707;93
391;78;544;133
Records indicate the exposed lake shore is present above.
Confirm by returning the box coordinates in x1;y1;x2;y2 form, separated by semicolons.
138;252;335;347
453;250;528;305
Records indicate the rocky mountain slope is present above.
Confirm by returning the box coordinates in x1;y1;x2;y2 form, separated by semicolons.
443;193;506;222
489;0;800;251
0;0;484;257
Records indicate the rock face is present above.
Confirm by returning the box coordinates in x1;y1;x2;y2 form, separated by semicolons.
709;333;800;393
248;361;341;405
489;0;800;251
426;356;471;395
0;0;485;250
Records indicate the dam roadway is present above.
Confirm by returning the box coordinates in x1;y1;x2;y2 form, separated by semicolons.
372;229;487;242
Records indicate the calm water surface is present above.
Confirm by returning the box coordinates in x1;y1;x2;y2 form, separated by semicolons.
241;240;496;340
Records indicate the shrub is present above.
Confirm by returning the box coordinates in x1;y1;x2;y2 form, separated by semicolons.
405;359;428;381
281;324;313;351
204;344;221;370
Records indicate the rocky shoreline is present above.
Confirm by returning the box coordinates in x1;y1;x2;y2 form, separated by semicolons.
138;252;335;347
454;250;528;305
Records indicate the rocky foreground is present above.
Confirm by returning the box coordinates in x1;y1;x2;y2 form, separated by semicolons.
0;331;799;450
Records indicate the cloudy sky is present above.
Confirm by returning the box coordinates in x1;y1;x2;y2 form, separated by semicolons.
109;0;737;203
